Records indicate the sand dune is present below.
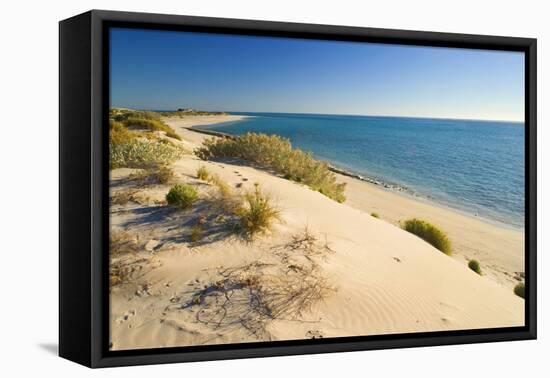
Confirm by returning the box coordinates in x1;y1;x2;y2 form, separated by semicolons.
108;116;524;351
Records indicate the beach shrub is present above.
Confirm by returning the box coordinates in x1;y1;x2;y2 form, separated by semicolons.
196;165;210;180
195;133;346;202
236;184;280;237
110;139;186;169
514;282;525;299
468;259;482;275
122;117;181;140
166;184;198;209
402;218;451;255
371;212;380;219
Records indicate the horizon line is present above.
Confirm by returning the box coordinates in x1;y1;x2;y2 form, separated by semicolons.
138;107;524;124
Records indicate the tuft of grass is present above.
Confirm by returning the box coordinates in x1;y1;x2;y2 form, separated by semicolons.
155;165;176;184
514;282;525;299
236;184;280;237
109;231;141;287
468;259;482;275
196;165;210;180
207;173;232;197
166;184;198;209
129;165;176;186
111;189;139;206
371;212;380;219
190;224;204;242
402;218;451;255
110;120;138;145
195;133;346;202
110;139;186;169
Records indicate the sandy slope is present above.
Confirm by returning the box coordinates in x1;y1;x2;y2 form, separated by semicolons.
108;116;524;351
167;116;525;290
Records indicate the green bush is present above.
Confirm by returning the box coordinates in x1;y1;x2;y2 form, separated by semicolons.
402;218;451;255
110;139;186;169
237;184;280;237
166;184;198;209
196;165;210;180
195;133;346;202
371;212;380;219
468;259;482;275
514;282;525;299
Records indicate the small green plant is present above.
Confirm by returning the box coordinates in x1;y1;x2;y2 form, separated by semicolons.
468;259;482;275
196;165;210;180
237;184;280;237
402;218;451;255
166;184;198;209
514;282;525;299
371;212;380;219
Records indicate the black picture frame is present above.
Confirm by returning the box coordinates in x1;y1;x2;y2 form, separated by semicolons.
59;9;537;368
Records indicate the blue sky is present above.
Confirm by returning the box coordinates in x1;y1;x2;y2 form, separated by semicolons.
110;28;524;122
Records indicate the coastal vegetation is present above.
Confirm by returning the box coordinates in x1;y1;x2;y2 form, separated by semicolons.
402;218;451;255
468;259;482;275
166;184;198;209
110;139;186;169
129;165;176;185
195;133;346;203
109;109;186;169
371;212;380;218
236;184;280;237
514;282;525;299
196;165;210;180
122;117;181;140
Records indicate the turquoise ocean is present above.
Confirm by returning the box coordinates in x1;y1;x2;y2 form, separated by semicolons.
198;112;525;229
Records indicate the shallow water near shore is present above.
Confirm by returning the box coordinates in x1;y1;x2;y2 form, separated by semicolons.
199;112;525;228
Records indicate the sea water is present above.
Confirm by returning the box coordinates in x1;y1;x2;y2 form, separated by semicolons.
201;112;525;228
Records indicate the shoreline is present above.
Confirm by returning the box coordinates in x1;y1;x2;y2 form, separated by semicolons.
182;117;523;231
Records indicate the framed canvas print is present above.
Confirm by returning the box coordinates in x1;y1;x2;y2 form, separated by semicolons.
59;10;537;368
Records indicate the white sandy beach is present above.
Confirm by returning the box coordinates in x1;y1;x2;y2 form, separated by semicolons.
109;115;524;351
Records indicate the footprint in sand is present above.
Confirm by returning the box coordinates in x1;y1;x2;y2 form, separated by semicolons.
305;330;324;339
116;309;136;324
